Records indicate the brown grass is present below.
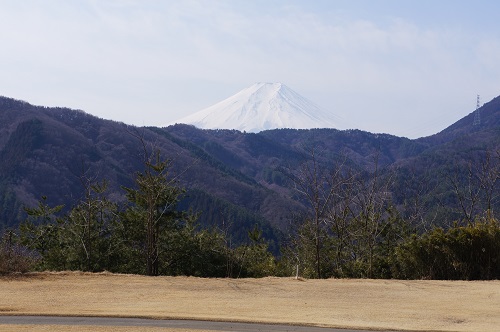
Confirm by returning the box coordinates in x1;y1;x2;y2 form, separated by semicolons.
1;272;499;331
0;326;214;332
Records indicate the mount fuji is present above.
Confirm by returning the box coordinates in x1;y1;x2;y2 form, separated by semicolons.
171;82;340;132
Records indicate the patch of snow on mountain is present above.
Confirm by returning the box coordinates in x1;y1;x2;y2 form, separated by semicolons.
170;82;340;132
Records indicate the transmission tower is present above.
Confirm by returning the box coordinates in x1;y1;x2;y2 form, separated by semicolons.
473;94;481;126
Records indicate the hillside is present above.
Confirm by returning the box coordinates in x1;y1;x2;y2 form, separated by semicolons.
415;95;500;148
0;95;499;244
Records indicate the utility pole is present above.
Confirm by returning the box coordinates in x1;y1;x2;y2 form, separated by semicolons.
473;94;481;126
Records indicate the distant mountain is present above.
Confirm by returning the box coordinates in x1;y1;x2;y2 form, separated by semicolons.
171;82;340;132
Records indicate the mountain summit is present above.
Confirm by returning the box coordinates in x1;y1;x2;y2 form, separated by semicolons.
171;82;339;132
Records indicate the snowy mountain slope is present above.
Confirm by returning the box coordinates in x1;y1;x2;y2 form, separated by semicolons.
170;83;340;132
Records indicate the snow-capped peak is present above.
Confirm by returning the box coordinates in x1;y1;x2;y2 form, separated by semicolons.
170;82;339;132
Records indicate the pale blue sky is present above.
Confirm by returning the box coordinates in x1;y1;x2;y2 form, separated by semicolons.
1;0;500;138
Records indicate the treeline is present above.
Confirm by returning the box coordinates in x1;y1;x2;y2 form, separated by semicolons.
1;147;499;280
275;148;500;280
278;212;500;280
0;145;275;277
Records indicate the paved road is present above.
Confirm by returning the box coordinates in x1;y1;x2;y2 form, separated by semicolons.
0;316;394;331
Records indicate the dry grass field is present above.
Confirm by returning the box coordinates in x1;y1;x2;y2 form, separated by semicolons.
0;326;209;332
1;272;499;332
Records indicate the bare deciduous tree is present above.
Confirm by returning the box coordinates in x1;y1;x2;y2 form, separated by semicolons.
282;148;351;278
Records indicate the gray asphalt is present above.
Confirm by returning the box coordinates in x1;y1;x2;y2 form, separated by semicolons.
0;315;396;331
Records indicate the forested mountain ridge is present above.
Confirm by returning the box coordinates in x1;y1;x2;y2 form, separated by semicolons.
0;95;499;245
418;95;500;145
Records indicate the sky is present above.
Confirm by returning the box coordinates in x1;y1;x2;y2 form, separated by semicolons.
1;0;500;138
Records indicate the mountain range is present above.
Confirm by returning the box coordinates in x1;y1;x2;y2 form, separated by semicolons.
0;93;499;246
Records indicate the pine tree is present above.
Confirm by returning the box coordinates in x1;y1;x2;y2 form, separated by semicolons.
122;150;183;276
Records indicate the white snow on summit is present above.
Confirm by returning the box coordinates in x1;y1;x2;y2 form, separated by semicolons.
170;82;339;132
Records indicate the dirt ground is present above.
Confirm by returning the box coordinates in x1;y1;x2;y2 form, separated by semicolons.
0;272;499;332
